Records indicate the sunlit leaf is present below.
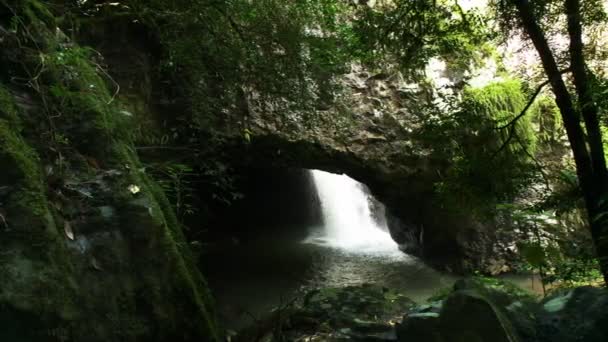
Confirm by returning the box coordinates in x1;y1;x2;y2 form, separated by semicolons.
64;221;74;240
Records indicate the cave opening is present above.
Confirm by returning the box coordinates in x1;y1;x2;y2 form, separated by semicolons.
198;167;454;330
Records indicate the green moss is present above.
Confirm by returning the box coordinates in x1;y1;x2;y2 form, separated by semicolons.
114;144;222;340
0;1;222;341
0;82;80;339
431;79;540;214
33;37;221;335
468;276;536;301
463;79;537;154
534;95;562;144
42;46;132;159
0;86;52;226
22;0;56;27
428;286;454;302
0;86;21;124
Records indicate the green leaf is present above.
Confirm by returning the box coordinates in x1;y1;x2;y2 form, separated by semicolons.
517;241;546;268
243;128;251;143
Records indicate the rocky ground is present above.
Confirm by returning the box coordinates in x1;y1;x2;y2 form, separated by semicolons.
233;279;608;342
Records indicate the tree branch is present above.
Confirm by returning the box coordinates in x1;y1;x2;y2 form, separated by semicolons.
491;124;517;159
514;132;551;191
511;0;594;201
496;67;572;130
211;4;246;42
454;1;470;29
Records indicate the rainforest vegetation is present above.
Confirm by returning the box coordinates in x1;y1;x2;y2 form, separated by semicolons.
1;0;608;341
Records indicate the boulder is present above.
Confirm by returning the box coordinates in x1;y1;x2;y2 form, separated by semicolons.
452;278;538;341
439;290;522;342
536;286;608;342
397;312;442;342
267;285;413;342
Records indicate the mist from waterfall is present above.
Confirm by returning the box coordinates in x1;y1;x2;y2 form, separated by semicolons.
305;170;406;259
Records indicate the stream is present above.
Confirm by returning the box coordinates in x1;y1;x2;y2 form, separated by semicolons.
201;170;541;331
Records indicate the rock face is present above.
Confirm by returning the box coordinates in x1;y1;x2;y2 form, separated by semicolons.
396;278;608;342
397;278;527;342
537;287;608;342
0;2;220;341
68;6;519;274
235;63;514;273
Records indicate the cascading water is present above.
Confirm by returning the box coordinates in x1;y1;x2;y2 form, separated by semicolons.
205;169;534;330
306;169;406;259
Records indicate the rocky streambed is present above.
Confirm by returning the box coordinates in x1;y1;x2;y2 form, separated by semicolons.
232;278;608;342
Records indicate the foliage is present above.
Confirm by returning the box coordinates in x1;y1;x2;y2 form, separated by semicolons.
423;80;539;214
498;202;601;290
0;2;223;339
494;0;608;282
353;0;493;78
427;288;452;302
428;275;534;302
534;95;563;145
116;0;355;124
471;274;536;300
150;162;198;221
54;0;363;214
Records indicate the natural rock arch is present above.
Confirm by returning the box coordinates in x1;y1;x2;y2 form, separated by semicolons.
74;12;513;274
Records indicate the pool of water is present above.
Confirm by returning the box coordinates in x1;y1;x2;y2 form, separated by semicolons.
201;231;453;331
200;170;542;331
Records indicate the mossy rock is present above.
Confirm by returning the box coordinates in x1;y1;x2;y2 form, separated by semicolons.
0;2;221;341
303;284;415;324
439;290;522;342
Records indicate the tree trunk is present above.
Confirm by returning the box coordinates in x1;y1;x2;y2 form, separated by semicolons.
565;0;607;185
511;0;608;284
565;0;608;285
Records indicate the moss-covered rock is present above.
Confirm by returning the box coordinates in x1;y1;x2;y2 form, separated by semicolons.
537;287;608;342
237;284;413;342
439;290;522;342
0;1;220;340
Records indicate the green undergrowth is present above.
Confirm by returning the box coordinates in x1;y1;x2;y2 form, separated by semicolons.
428;79;541;216
0;81;77;340
428;276;537;303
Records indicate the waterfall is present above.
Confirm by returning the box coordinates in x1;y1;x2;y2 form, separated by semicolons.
306;170;405;258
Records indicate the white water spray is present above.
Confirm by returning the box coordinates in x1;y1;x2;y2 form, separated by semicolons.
306;170;405;258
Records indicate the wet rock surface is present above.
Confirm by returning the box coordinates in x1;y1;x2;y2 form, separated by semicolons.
0;4;220;340
236;284;413;342
536;286;608;342
439;290;521;342
238;279;608;342
230;63;526;275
